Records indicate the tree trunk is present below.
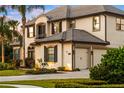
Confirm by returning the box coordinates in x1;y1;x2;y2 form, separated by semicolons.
1;40;4;64
22;17;26;67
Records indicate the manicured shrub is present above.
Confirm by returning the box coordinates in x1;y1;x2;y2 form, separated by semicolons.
25;58;35;68
73;68;80;71
90;47;124;84
0;63;16;70
58;67;65;71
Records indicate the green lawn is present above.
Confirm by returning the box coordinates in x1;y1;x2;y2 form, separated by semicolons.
0;85;16;88
0;79;124;88
0;70;27;76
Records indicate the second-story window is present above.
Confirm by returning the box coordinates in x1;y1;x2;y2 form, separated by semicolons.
52;22;62;34
116;18;124;31
93;16;100;31
69;20;75;29
27;26;35;38
37;23;46;39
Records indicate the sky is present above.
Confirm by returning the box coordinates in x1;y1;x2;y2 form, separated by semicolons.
0;5;124;29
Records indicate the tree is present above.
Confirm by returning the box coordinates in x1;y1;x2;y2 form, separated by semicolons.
11;5;45;66
8;20;22;39
90;47;124;83
0;17;11;63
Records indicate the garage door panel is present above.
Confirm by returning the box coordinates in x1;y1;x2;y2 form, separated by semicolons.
75;49;88;69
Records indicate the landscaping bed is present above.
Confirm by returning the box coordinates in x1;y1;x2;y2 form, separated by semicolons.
1;79;124;88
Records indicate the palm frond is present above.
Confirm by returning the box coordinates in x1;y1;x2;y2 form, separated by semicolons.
0;6;7;15
27;5;45;13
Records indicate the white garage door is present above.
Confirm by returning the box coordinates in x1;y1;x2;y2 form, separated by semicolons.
93;49;106;66
75;48;88;69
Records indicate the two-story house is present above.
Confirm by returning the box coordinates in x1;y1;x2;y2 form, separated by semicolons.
12;5;124;70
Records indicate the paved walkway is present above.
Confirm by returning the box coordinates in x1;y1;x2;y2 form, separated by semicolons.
0;70;89;82
0;84;42;88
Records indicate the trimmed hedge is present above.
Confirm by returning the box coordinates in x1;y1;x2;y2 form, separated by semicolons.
55;83;124;88
57;67;65;71
55;79;107;88
0;63;16;70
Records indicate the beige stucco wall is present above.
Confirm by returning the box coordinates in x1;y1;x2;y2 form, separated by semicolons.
75;15;105;40
35;43;62;69
106;15;124;48
63;43;72;70
34;43;73;70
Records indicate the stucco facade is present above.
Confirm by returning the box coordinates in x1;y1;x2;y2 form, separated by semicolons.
11;5;124;70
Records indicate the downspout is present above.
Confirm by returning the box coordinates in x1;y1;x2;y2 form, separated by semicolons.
103;14;107;42
61;42;64;67
72;42;75;70
90;45;93;67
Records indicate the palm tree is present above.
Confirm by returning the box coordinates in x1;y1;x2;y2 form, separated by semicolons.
11;5;45;66
0;6;7;63
8;20;22;41
8;20;19;32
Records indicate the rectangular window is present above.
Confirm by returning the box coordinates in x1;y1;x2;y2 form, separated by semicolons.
48;47;54;62
116;18;124;31
51;22;62;34
93;16;100;31
69;20;75;29
27;26;34;38
44;46;57;62
37;24;46;38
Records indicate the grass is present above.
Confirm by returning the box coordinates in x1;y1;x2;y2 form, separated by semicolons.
0;70;27;76
1;79;124;88
0;85;16;88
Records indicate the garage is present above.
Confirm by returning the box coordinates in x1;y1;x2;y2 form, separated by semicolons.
93;49;106;66
75;48;89;69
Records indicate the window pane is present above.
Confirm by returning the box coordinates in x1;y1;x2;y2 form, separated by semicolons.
94;24;99;30
93;16;100;31
121;19;124;24
48;54;54;61
94;16;99;24
53;22;59;33
117;18;121;24
29;27;34;37
48;48;54;54
69;20;75;28
121;25;124;30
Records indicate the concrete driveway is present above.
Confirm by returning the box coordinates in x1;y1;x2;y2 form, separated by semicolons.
0;70;89;82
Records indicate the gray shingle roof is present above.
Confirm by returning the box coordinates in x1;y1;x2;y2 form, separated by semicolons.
34;29;109;45
26;5;124;25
